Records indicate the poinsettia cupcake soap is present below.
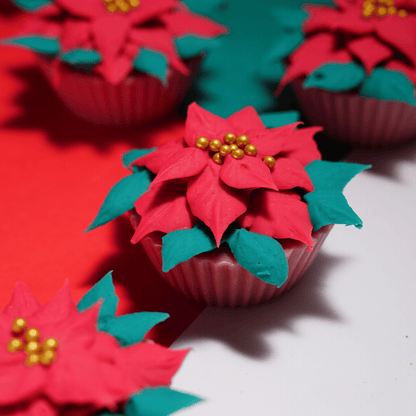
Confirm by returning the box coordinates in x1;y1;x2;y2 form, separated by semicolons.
89;103;369;307
5;0;227;126
269;0;416;147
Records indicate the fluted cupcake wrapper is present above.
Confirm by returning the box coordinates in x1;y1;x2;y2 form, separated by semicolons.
38;57;201;127
292;80;416;147
140;225;333;308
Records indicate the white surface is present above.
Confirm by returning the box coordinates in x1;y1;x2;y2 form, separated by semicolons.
171;145;416;415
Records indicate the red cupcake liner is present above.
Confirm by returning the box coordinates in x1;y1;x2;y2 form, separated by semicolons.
291;79;416;147
139;225;334;308
38;57;201;127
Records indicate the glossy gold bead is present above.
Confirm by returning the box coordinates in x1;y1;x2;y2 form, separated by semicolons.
219;145;231;157
25;341;40;355
39;350;56;366
387;6;396;14
7;338;24;353
223;133;236;145
231;148;244;159
26;354;39;367
236;135;250;148
376;6;387;16
398;9;407;17
212;153;223;165
195;136;209;149
43;338;59;351
264;156;276;168
209;139;222;152
244;144;257;156
129;0;139;6
229;143;239;152
362;8;374;17
24;328;40;343
107;3;116;12
12;318;27;333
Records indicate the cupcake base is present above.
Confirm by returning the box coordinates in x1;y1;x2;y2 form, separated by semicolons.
38;57;201;127
139;225;333;308
292;79;416;147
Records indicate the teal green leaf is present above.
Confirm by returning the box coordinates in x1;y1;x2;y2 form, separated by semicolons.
175;35;220;60
122;148;157;169
271;7;308;29
182;0;225;15
125;388;203;416
259;59;285;81
60;49;101;66
101;312;169;346
264;31;304;62
86;170;154;231
225;228;289;287
305;160;371;192
77;271;118;329
161;222;216;272
304;190;363;231
4;36;59;56
359;67;416;106
260;110;299;128
304;62;365;92
13;0;51;11
133;48;168;84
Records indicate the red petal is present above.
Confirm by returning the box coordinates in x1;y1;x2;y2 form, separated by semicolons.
131;138;187;174
330;8;376;35
128;0;176;24
302;5;342;34
187;160;250;246
60;18;91;52
332;0;361;9
96;55;133;85
19;16;62;38
347;35;393;73
54;0;104;18
220;156;278;191
2;282;41;318
238;190;314;247
132;180;196;243
226;106;265;132
271;158;314;192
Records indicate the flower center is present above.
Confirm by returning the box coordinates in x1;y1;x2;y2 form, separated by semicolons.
7;318;59;367
103;0;139;14
195;133;275;168
361;0;407;18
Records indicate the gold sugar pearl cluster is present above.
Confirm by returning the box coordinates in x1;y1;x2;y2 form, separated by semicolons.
102;0;139;14
362;0;407;18
195;133;275;167
7;318;59;367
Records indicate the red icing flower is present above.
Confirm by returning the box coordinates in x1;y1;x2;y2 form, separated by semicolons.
22;0;227;83
0;281;188;416
278;0;416;93
130;103;322;248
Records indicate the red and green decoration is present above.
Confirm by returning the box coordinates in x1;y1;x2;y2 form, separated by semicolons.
5;0;227;84
0;272;202;416
266;0;416;106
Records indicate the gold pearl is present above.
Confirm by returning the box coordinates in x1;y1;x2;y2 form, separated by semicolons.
26;354;39;367
43;338;59;351
212;153;223;165
362;8;374;17
231;148;244;159
244;144;257;156
129;0;139;7
229;143;239;152
12;318;27;333
7;338;24;353
236;135;250;148
24;328;40;343
264;156;276;168
219;144;231;157
387;6;396;14
223;133;236;145
39;350;56;366
107;3;116;12
385;0;394;6
209;139;222;152
398;9;407;17
376;6;387;16
195;136;209;149
25;341;40;355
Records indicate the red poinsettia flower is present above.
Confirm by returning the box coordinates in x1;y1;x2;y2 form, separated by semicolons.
22;0;227;83
130;103;322;248
278;0;416;93
0;281;188;416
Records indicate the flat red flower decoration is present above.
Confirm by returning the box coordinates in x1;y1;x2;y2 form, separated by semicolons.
130;103;321;247
0;281;188;416
278;0;416;93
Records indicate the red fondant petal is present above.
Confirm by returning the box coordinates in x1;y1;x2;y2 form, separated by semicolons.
54;0;104;18
127;0;176;24
226;106;265;132
271;158;314;192
302;5;341;34
220;156;278;191
333;0;361;9
60;18;91;52
19;16;61;38
187;160;250;246
2;282;41;318
330;8;375;35
96;55;133;85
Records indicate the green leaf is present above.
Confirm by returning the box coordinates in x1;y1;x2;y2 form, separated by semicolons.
161;222;217;272
305;160;371;192
122;148;157;169
182;0;225;15
86;170;154;231
77;271;118;329
4;36;59;56
101;312;169;346
125;388;203;416
304;62;365;92
175;35;220;60
12;0;51;11
271;7;308;29
60;49;101;66
260;111;299;128
133;48;168;84
359;67;416;106
258;59;285;81
225;228;289;287
264;30;304;62
304;190;363;231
